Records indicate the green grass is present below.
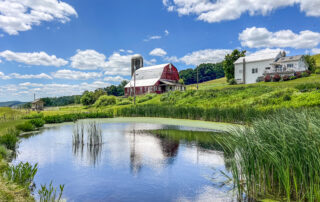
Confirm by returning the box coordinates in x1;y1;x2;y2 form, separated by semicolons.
223;109;320;201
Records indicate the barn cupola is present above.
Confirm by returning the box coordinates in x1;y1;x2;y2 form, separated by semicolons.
131;54;143;76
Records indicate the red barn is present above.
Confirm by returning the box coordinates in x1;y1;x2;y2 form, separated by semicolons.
125;63;185;96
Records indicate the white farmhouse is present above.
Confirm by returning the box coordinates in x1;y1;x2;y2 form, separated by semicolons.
234;51;308;84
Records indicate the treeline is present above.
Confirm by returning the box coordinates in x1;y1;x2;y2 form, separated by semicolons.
41;95;81;107
179;63;224;85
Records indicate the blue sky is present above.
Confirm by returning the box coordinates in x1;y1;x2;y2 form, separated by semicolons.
0;0;320;101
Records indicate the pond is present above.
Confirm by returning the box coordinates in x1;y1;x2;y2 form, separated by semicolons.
13;119;236;202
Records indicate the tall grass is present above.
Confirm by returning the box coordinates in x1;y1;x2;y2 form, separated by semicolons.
38;181;65;202
0;129;19;150
116;104;268;123
223;109;320;201
4;162;38;187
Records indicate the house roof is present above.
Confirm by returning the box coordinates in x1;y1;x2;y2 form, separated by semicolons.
32;99;43;104
234;51;281;64
275;55;303;63
125;63;170;88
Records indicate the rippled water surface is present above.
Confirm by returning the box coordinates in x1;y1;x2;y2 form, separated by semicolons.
13;119;235;202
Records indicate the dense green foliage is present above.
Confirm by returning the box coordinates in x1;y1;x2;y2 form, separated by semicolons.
16;122;35;132
43;111;114;124
223;109;320;201
0;145;7;159
41;95;81;107
38;181;65;202
0;130;19;150
94;95;117;107
29;119;45;128
104;80;128;96
5;162;38;187
223;49;246;81
179;63;224;85
305;55;317;72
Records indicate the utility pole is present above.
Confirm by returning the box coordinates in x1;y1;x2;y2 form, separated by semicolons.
197;67;199;90
134;65;136;105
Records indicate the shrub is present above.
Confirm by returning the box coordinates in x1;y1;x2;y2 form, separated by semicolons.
38;181;65;202
290;76;296;80
316;68;320;74
306;70;312;75
282;75;290;81
272;74;281;82
228;78;237;85
29;119;45;128
0;145;7;159
302;72;309;77
137;94;153;103
0;130;19;150
94;95;117;107
283;94;291;101
117;100;132;105
295;83;320;92
5;162;38;187
16;122;36;132
295;72;302;78
264;75;271;82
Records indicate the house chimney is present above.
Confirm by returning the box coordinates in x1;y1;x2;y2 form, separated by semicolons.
131;55;143;76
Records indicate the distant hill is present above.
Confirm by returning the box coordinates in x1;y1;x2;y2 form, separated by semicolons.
0;101;27;107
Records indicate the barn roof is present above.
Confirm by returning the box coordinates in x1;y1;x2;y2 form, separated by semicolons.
275;55;303;63
125;63;170;88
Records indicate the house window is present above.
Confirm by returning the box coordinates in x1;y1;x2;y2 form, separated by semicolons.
239;69;243;73
287;64;294;68
252;68;258;74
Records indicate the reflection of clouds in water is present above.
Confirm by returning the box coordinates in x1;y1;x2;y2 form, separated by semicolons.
181;146;225;167
14;125;73;167
176;185;235;202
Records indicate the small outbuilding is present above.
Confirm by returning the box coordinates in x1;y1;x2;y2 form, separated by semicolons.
31;99;44;111
124;63;185;96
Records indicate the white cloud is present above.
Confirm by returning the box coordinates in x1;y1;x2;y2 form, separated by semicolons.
104;52;134;76
164;30;169;36
10;73;52;79
179;49;232;66
0;72;10;80
144;35;162;42
149;48;167;57
145;58;157;66
311;48;320;55
248;48;287;56
0;50;68;67
163;0;320;23
52;69;102;80
239;27;320;49
127;50;133;54
0;81;111;101
70;49;107;70
103;76;126;82
0;0;78;35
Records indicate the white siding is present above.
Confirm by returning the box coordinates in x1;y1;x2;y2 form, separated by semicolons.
235;59;273;84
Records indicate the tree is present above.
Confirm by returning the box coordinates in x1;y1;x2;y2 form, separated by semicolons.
179;63;225;85
80;91;95;106
304;55;316;73
223;49;246;81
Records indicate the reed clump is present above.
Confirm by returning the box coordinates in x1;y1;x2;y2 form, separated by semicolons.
4;162;38;187
38;181;65;202
224;109;320;201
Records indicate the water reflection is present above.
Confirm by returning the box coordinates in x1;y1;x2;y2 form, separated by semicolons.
13;121;235;201
72;122;103;166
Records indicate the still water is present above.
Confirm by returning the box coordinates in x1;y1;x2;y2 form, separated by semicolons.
13;119;235;202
